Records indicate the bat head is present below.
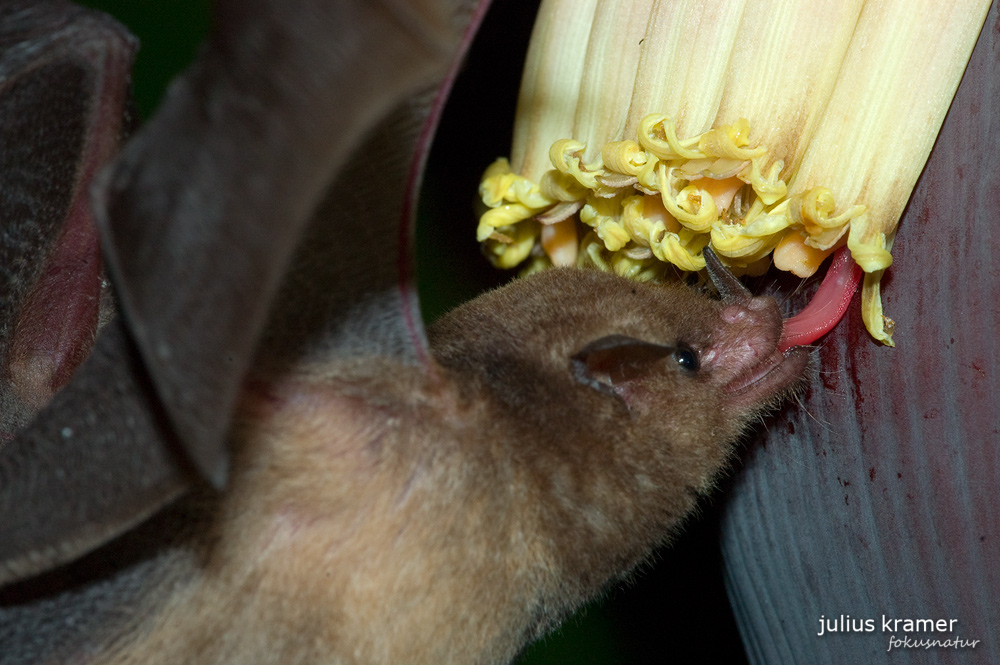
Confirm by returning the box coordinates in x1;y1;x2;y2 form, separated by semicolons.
429;266;810;484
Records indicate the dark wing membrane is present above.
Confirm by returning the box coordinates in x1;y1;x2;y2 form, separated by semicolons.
0;0;488;586
0;321;189;588
92;0;485;487
0;0;130;436
0;1;190;587
721;6;1000;663
257;0;493;369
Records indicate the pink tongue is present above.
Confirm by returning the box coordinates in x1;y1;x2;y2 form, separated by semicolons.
778;246;863;351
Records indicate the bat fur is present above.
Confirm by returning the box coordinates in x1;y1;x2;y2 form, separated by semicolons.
7;269;805;664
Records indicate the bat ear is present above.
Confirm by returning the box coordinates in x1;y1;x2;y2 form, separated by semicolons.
571;334;683;400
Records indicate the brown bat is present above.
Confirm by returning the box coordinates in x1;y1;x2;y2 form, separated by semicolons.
0;1;808;663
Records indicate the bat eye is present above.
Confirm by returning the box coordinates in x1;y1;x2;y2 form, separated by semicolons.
673;344;699;372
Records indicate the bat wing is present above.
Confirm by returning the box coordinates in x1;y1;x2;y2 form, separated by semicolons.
720;6;1000;661
0;0;131;437
0;0;190;588
93;0;488;487
1;0;490;586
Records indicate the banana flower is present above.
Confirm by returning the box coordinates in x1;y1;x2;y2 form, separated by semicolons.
477;0;991;346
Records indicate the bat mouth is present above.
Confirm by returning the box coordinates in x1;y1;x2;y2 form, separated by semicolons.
723;346;811;403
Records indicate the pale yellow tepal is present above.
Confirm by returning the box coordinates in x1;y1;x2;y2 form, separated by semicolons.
477;0;991;345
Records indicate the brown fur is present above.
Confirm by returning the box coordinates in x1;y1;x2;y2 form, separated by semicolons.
87;267;806;664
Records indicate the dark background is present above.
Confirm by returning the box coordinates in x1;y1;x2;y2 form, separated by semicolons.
76;1;750;661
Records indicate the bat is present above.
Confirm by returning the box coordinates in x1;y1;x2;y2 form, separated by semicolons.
1;1;809;663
